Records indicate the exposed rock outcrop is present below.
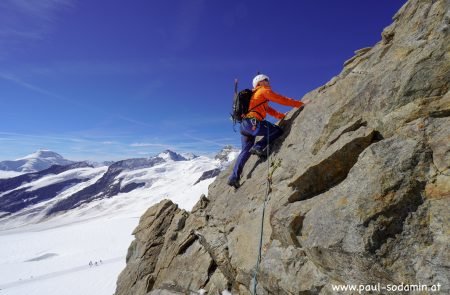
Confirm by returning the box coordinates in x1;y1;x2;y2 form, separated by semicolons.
194;168;222;185
116;0;449;294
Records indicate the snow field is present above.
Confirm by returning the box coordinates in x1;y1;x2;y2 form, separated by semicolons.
0;155;221;295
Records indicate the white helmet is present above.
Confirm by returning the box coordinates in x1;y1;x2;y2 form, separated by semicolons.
252;74;270;88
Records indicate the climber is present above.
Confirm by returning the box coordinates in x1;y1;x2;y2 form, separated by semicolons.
227;74;310;189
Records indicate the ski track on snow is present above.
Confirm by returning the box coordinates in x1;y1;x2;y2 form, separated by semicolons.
0;256;124;290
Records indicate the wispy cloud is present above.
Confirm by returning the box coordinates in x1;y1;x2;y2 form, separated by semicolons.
170;0;206;52
0;0;74;37
0;131;86;143
0;130;235;162
27;60;158;77
0;72;76;104
10;0;73;17
0;0;74;59
183;133;234;147
0;72;160;130
0;131;129;161
130;142;170;148
115;115;155;129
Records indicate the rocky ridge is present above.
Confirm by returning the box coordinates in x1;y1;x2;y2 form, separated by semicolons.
115;0;449;294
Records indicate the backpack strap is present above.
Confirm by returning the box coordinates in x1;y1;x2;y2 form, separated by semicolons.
244;99;267;120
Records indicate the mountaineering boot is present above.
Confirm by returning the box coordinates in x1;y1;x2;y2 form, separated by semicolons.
250;147;266;159
227;177;240;189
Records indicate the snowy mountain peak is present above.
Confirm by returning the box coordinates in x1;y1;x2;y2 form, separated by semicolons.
214;145;239;163
157;150;187;161
0;150;74;173
18;150;65;161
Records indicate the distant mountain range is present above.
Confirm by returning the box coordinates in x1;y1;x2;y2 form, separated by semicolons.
0;147;238;229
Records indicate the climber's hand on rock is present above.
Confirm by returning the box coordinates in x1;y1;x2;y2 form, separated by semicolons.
302;99;312;105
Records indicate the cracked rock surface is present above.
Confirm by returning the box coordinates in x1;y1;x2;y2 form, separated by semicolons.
115;0;449;294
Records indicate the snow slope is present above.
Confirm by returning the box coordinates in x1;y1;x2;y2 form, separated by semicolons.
0;216;133;295
0;171;23;179
0;154;223;295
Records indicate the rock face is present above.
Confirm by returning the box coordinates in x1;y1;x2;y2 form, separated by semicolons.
115;0;449;294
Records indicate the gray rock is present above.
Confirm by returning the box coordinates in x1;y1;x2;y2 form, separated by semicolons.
194;168;222;185
116;0;450;294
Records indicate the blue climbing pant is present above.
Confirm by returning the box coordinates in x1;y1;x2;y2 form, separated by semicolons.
230;118;283;181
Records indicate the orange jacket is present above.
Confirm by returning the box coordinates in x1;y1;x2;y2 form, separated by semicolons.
245;85;303;121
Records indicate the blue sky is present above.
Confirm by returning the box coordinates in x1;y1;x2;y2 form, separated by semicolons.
0;0;406;161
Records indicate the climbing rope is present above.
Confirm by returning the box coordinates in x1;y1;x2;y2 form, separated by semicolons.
251;121;273;295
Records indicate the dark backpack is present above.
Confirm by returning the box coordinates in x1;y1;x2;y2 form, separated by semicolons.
231;88;254;124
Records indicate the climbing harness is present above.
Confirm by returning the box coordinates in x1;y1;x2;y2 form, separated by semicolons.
251;122;273;295
251;118;258;131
